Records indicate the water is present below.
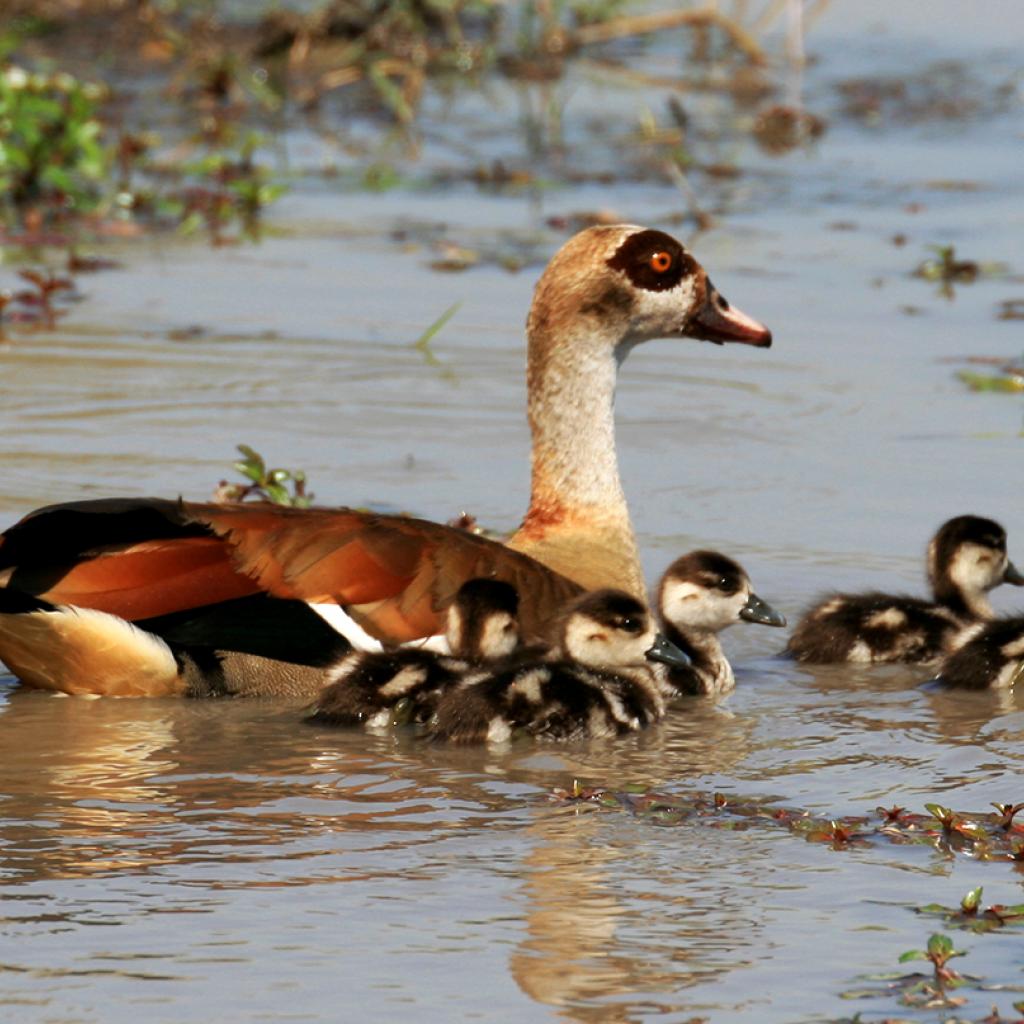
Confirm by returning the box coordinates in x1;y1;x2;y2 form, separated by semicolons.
2;3;1024;1021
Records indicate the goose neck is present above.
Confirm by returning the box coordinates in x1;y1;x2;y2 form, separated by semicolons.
509;317;643;594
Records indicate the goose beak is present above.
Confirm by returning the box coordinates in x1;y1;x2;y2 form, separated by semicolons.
739;592;787;627
685;281;773;348
1004;560;1024;586
645;633;691;669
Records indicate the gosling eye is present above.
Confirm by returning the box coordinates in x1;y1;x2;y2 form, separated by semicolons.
616;616;643;635
715;576;738;595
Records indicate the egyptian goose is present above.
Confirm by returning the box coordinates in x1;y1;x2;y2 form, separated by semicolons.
308;578;528;727
429;590;689;744
0;225;771;696
656;550;786;697
785;515;1024;664
935;616;1024;689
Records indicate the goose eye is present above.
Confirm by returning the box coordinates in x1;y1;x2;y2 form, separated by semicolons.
617;616;642;634
648;251;673;273
716;577;737;594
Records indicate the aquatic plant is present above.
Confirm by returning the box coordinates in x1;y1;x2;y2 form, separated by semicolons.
413;302;460;368
0;267;75;332
0;64;109;228
213;444;313;507
550;784;1024;861
896;933;967;1007
916;885;1024;934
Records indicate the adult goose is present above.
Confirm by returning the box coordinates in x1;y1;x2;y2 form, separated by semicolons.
0;225;771;696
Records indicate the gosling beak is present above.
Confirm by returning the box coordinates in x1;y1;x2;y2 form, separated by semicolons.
684;279;772;348
1004;560;1024;586
739;592;787;627
645;633;691;669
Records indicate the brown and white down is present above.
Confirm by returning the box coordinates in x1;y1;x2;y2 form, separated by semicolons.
785;515;1024;665
429;590;690;744
655;551;787;698
935;616;1024;690
307;578;529;728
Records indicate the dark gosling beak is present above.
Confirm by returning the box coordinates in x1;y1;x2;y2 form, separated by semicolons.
1004;560;1024;586
684;280;772;348
645;633;691;669
739;592;787;627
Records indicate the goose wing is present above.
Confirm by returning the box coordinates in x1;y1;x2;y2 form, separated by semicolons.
0;497;583;645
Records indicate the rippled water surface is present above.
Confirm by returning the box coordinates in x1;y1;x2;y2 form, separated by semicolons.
3;3;1024;1021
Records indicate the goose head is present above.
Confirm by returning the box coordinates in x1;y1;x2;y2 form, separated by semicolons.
658;550;787;636
527;224;771;361
559;589;690;671
445;578;521;661
928;515;1024;617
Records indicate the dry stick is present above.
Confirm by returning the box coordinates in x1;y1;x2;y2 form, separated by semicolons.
572;8;766;65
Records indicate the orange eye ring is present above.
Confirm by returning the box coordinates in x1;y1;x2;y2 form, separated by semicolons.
649;251;673;273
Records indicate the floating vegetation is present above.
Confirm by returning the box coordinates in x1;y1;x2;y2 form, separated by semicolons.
915;244;981;286
0;267;76;333
213;444;314;507
913;244;1012;300
549;783;1024;862
942;353;1024;396
956;370;1024;395
836;60;1015;126
997;299;1024;321
916;885;1024;934
751;104;826;154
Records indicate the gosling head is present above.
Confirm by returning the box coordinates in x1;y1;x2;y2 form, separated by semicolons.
928;515;1024;613
445;578;521;661
658;550;787;635
559;589;690;671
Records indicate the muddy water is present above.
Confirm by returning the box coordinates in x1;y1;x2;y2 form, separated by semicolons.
3;3;1024;1022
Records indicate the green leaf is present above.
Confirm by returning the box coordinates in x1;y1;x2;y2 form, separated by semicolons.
926;933;955;959
264;483;290;505
414;302;461;366
233;461;265;483
899;949;926;963
960;887;982;913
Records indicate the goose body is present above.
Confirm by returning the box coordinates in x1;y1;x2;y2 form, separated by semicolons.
935;617;1024;690
785;516;1023;665
429;590;688;744
0;225;771;696
656;551;786;697
308;578;527;727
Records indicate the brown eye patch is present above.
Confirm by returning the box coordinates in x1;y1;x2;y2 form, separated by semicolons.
606;228;697;292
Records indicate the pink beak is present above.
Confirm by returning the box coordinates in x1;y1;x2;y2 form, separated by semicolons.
685;280;773;348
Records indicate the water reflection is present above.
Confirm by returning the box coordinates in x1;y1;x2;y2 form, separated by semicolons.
507;804;774;1021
